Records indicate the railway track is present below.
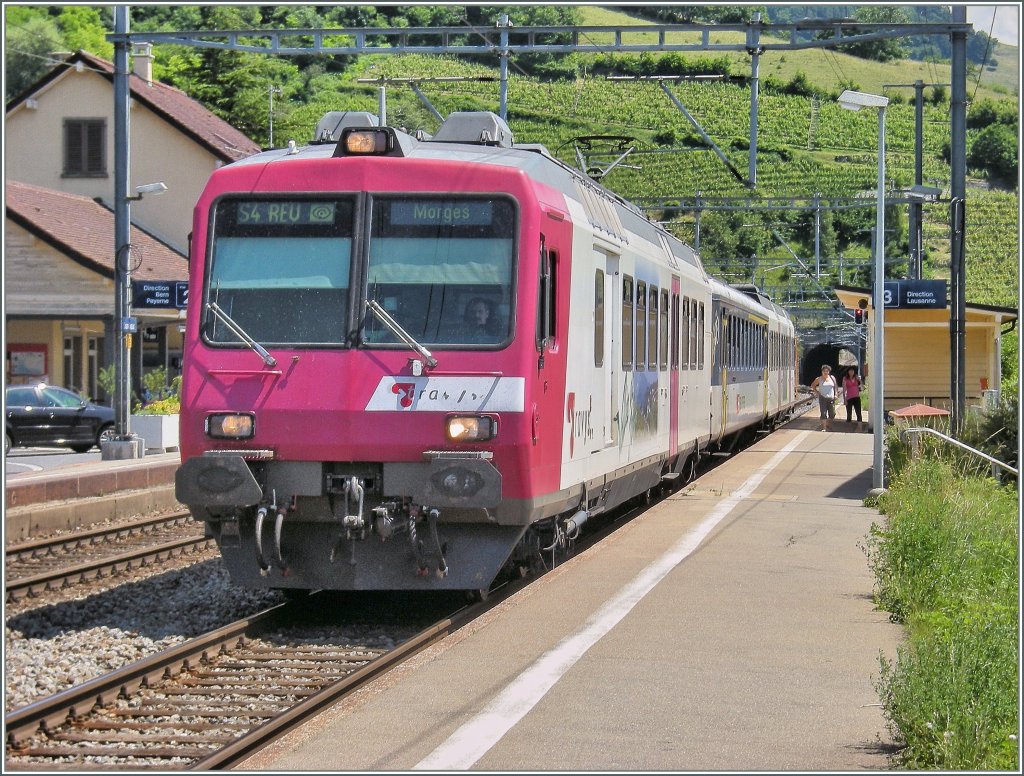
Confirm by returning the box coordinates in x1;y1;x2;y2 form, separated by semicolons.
5;512;212;603
5;415;814;769
4;590;504;770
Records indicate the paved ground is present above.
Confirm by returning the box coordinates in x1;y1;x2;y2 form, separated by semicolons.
244;411;904;771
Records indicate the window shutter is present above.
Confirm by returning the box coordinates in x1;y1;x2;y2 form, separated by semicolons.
86;121;105;174
63;119;105;176
64;121;83;175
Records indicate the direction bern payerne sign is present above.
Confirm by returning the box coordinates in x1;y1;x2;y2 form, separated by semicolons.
882;279;947;310
132;280;189;309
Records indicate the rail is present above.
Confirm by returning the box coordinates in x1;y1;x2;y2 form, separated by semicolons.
899;426;1018;476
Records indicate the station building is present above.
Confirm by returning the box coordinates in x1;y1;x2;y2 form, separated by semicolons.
4;49;259;401
834;283;1017;413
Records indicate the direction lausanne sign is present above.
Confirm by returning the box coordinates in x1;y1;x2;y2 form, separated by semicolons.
882;279;947;310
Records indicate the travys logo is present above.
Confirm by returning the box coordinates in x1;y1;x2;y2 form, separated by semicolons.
392;382;415;408
366;376;526;412
566;392;594;458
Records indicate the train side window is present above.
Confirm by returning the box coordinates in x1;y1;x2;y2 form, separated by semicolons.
696;303;704;370
622;275;634;371
741;321;749;372
749;322;755;370
659;289;669;371
744;320;751;370
731;315;739;369
670;292;679;370
648;285;658;370
635;281;646;372
681;297;690;370
594;269;605;368
691;301;699;369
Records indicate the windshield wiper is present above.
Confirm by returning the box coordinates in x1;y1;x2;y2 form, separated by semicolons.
206;301;278;367
365;299;438;369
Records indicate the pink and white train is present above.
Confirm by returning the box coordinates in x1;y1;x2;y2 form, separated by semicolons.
175;111;799;594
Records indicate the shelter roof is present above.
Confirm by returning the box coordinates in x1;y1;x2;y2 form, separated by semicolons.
889;403;951;418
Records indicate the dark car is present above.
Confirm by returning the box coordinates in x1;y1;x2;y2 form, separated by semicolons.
5;384;116;454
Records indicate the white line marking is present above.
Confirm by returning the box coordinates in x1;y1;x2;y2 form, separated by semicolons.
414;430;811;770
5;462;44;473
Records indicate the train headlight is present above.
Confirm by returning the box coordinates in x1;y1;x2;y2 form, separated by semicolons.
207;413;255;439
446;415;497;442
341;128;393;155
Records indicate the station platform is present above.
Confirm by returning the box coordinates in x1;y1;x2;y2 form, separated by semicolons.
244;410;901;771
4;452;182;541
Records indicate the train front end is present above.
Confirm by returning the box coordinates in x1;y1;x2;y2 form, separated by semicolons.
175;115;566;593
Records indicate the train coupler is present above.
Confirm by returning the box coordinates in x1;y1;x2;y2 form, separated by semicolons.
329;476;367;540
409;507;448;579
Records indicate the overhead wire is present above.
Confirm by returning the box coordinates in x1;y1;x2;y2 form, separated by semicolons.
970;7;998;102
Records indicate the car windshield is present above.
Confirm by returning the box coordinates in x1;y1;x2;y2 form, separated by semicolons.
363;197;515;347
207;199;355;346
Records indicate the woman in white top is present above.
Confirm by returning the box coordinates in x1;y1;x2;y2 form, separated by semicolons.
810;364;838;431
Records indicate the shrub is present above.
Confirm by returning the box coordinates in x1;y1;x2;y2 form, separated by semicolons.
968;123;1018;183
133;368;181;414
867;459;1018;769
97;364;117;402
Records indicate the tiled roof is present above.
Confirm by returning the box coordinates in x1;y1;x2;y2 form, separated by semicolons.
8;51;260;163
6;180;187;282
79;51;261;163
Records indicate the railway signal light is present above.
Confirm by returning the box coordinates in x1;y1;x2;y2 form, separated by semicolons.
854;308;864;324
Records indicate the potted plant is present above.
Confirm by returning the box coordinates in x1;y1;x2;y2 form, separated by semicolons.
131;368;181;453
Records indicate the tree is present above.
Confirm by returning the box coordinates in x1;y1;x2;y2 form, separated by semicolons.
968;124;1018;184
57;6;113;60
967;98;1018;131
836;7;910;63
4;9;62;100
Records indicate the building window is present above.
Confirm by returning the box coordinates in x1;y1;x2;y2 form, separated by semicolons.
63;118;106;177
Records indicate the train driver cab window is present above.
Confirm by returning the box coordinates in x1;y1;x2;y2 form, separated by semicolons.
365;197;515;348
207;198;355;346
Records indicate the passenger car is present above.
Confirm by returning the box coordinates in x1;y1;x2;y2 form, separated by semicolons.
5;384;115;454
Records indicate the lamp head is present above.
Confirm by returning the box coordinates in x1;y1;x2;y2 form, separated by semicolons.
838;89;890;111
135;182;168;195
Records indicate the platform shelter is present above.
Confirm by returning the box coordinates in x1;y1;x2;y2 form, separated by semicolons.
835;284;1016;413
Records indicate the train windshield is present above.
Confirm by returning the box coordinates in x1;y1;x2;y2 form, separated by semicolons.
363;197;516;347
207;199;355;346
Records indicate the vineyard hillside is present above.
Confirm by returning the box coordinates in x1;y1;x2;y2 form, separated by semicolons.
275;49;1019;311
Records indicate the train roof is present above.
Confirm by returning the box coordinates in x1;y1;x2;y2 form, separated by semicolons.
227;110;704;274
711;280;791;322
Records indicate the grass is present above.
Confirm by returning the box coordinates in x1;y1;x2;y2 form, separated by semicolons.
865;451;1019;769
576;6;1017;102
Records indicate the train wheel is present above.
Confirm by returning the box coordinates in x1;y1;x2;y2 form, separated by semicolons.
466;588;490;603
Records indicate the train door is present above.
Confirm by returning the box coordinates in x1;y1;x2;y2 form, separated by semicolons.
595;248;619;447
669;276;680;455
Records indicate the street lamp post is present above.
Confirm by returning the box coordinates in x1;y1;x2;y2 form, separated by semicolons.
838;89;889;491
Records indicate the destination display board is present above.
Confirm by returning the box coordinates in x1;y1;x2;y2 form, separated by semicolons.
235;201;337;225
882;279;947;310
